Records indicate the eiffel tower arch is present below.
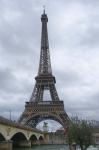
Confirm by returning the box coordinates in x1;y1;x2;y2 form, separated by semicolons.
19;9;70;129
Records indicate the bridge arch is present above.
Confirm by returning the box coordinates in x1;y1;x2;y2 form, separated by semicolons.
10;132;27;141
11;132;27;147
29;134;38;145
9;130;28;140
39;135;44;141
0;133;6;141
29;134;38;141
25;112;64;128
11;132;27;141
0;127;7;140
39;135;44;144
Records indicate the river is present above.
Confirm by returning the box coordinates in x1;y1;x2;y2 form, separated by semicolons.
13;145;99;150
13;144;68;150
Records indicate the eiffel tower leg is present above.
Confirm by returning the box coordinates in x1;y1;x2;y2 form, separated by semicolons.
36;85;44;102
50;84;59;101
40;86;44;101
30;84;44;102
30;84;37;102
36;85;41;102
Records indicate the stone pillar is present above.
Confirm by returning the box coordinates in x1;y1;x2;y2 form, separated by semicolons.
44;133;49;144
31;140;39;146
0;140;13;150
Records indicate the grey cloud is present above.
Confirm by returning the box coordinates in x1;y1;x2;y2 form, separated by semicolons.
0;68;34;97
79;25;99;48
55;70;82;87
0;68;17;93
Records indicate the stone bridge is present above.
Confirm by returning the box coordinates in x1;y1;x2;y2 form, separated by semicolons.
0;116;45;150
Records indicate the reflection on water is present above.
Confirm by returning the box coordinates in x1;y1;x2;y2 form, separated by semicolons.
14;144;68;150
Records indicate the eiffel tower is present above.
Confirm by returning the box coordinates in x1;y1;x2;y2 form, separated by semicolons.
19;9;69;129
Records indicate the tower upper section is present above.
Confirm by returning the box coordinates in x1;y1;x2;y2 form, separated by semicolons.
38;10;52;75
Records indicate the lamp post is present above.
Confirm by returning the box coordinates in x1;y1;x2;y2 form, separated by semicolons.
9;110;12;120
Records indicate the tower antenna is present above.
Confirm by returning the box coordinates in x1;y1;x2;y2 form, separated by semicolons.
43;5;45;14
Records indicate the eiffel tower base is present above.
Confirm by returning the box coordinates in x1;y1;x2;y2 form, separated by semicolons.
19;101;69;129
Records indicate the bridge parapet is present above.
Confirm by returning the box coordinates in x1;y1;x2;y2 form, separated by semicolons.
0;116;44;149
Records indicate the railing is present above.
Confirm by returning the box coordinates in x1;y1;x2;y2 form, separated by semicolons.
26;101;64;105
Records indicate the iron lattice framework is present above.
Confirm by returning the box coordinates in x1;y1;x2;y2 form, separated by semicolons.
19;10;69;129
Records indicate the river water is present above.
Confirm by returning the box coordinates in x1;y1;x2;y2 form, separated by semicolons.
14;144;68;150
13;145;99;150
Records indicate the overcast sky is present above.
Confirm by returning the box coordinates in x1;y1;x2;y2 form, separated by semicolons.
0;0;99;130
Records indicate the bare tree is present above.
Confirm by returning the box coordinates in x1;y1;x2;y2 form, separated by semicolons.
68;118;93;150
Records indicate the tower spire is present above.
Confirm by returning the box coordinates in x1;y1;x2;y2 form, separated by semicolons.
38;9;52;75
43;5;45;14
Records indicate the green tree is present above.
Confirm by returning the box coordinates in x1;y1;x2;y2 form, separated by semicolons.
68;119;93;150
